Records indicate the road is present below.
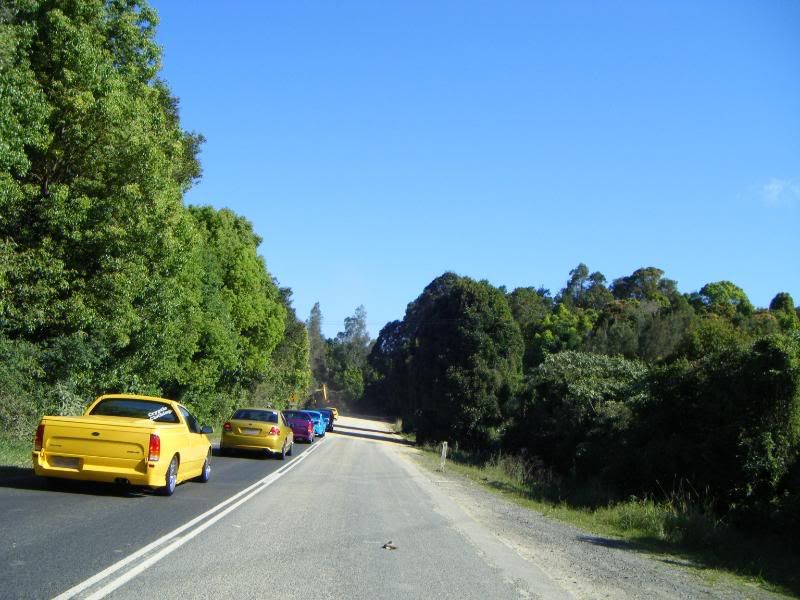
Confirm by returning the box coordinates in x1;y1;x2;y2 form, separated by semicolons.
1;417;773;600
0;416;570;599
0;435;319;599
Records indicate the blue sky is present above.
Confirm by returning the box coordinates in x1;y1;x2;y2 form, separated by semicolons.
152;0;799;339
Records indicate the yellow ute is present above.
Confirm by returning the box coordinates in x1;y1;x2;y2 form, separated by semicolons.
32;394;213;496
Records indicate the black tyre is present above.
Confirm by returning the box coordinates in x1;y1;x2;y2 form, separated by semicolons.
287;441;293;456
197;452;211;483
161;455;178;496
278;442;287;461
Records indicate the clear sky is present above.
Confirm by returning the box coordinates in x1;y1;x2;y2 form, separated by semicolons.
152;0;799;339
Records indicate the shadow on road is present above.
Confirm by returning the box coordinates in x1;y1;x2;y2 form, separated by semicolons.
333;428;414;446
335;424;398;436
0;465;148;498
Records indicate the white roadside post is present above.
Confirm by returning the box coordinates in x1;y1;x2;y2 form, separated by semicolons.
439;441;448;471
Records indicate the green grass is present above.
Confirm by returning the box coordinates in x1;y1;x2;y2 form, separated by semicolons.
415;445;799;598
0;432;32;467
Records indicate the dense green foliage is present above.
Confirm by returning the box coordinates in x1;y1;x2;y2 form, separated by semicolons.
507;351;649;484
305;304;373;409
367;266;800;547
369;273;523;445
0;0;310;433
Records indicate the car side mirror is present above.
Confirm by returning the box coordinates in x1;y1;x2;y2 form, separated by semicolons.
201;425;213;434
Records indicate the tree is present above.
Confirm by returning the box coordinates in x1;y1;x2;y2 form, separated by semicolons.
336;305;371;358
561;263;590;306
252;287;311;409
507;286;552;329
0;0;204;405
326;305;372;405
527;303;596;366
507;351;648;483
635;334;800;518
559;263;612;310
690;281;754;319
770;293;800;332
306;302;327;385
588;296;695;362
399;273;524;446
611;267;679;306
187;207;286;385
0;0;306;432
366;319;409;415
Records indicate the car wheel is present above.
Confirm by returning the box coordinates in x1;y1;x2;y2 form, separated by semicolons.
197;452;211;483
278;442;287;461
309;434;314;443
161;455;178;496
287;441;293;456
218;445;228;457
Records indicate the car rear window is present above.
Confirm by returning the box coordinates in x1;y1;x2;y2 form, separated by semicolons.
284;411;311;421
90;399;179;423
232;409;278;423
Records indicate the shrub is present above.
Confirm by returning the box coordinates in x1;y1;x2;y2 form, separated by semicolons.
634;333;800;520
506;351;648;485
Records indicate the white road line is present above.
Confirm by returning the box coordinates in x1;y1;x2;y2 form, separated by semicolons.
53;441;323;600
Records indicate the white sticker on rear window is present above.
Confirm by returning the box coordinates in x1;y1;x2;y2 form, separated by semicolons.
148;406;172;421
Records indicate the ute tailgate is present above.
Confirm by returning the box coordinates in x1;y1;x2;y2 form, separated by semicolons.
40;416;161;473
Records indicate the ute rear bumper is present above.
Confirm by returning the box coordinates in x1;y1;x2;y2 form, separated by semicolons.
32;451;167;486
220;432;284;452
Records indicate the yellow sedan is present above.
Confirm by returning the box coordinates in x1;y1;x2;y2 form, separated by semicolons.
219;408;294;459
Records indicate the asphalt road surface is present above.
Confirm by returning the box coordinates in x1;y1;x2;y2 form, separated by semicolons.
0;417;571;599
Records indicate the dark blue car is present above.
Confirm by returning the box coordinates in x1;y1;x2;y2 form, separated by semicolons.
315;408;335;432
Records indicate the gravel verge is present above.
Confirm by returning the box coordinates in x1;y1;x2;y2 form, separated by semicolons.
401;447;789;600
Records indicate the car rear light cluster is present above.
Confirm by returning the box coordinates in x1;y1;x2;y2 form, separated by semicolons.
34;424;44;451
148;433;161;462
268;427;280;436
223;422;232;432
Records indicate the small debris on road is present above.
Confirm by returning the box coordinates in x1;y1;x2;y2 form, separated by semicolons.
382;540;398;550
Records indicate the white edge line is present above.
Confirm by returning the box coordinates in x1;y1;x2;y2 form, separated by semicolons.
53;440;322;600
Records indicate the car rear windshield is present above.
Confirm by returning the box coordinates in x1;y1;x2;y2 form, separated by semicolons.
284;411;310;421
90;398;179;423
232;409;278;423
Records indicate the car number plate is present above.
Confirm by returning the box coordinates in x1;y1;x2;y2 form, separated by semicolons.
51;456;80;469
242;428;260;435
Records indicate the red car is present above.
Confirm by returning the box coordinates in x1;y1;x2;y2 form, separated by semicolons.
283;410;315;443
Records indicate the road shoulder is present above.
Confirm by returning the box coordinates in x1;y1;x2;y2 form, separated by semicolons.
390;445;786;600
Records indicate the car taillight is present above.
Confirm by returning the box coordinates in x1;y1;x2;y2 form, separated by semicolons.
148;433;161;462
34;424;44;452
223;422;232;432
268;427;280;436
307;423;313;432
